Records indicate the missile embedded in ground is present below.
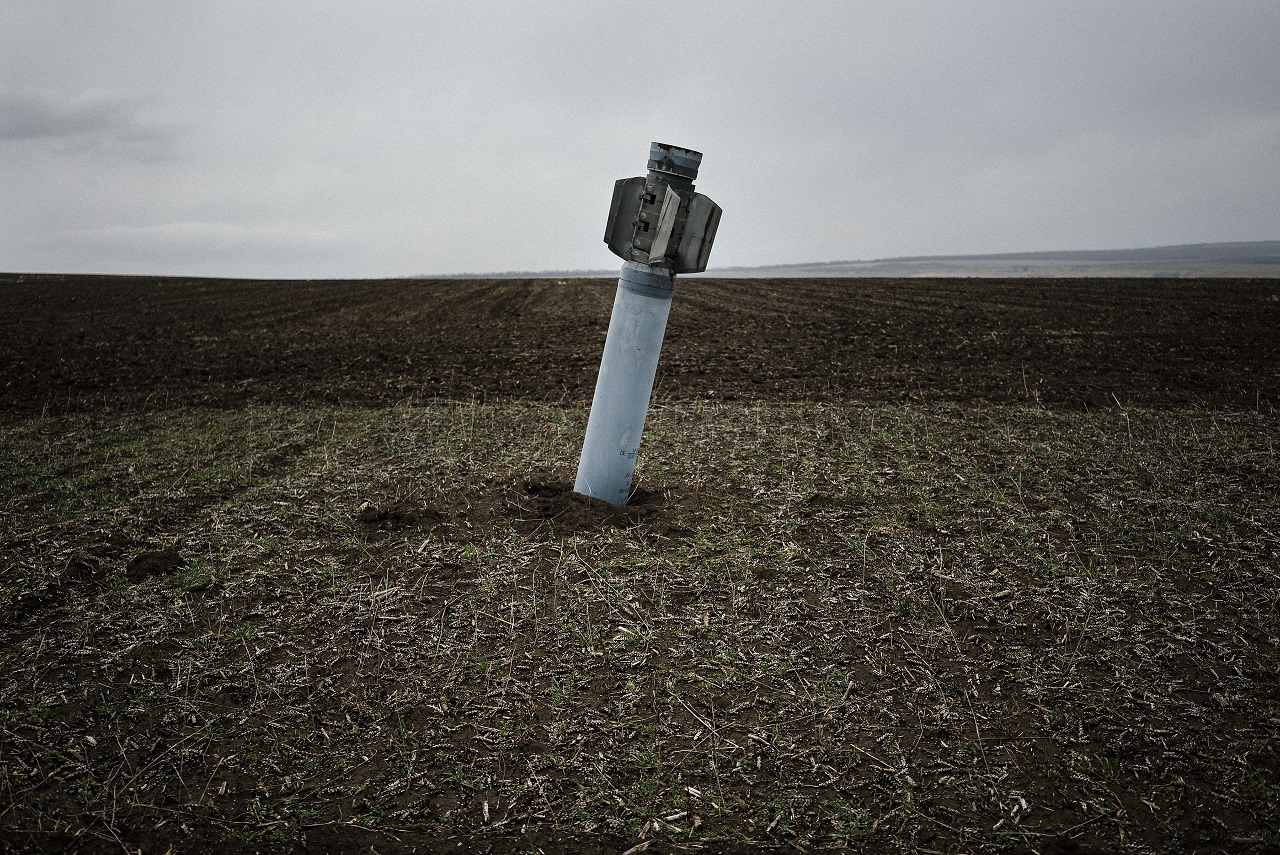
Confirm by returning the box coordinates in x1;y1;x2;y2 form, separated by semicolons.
574;143;722;506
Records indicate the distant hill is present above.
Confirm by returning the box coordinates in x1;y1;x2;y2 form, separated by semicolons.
707;241;1280;278
427;241;1280;279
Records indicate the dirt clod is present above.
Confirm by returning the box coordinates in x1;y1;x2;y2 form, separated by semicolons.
357;500;444;532
124;548;183;582
508;480;660;533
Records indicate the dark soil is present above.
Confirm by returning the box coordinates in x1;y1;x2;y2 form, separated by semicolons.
357;500;445;533
2;273;1277;417
353;480;667;543
123;548;184;583
509;480;667;534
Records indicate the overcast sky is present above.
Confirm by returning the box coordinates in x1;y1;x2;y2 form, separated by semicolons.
2;1;1278;278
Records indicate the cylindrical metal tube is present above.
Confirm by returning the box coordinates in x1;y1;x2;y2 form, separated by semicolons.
573;261;675;506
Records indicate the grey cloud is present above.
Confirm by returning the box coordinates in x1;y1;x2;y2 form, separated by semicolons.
0;90;182;162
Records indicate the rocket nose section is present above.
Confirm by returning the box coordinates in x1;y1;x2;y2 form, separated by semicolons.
648;142;702;180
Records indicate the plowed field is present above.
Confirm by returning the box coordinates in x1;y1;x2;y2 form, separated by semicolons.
2;273;1278;855
3;274;1277;415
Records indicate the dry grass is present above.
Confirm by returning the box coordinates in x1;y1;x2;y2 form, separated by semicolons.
2;402;1278;853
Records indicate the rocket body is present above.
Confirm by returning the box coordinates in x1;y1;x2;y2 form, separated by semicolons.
573;262;674;506
574;143;721;507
